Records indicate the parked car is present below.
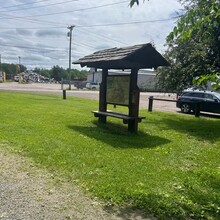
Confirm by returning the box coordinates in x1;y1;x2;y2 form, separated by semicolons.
177;90;220;114
74;81;87;89
14;75;19;82
86;82;100;89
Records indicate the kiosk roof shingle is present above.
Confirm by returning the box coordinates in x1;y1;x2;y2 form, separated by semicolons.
73;43;169;69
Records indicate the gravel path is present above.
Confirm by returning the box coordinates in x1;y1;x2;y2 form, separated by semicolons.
0;146;153;220
0;82;178;112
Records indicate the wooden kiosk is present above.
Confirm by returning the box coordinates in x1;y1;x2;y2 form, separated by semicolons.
73;43;169;133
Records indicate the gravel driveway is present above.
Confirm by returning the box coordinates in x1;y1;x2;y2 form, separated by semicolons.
0;82;178;113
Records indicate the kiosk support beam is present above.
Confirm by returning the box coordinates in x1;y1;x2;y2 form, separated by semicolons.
128;68;139;133
99;68;108;123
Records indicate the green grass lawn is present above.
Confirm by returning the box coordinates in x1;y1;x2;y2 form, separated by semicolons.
0;91;220;219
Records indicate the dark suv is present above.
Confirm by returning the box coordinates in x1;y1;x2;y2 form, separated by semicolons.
177;90;220;114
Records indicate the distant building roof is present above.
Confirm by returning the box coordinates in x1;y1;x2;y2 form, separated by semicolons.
73;43;169;70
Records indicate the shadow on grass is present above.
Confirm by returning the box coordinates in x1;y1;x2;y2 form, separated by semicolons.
198;112;220;119
150;115;220;143
68;121;170;149
177;110;220;119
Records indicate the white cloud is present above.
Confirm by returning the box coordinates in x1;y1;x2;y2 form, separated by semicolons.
0;0;183;69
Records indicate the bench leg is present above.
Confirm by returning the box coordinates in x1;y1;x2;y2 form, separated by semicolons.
99;115;107;124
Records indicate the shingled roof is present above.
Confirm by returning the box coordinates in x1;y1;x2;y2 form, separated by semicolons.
73;43;169;69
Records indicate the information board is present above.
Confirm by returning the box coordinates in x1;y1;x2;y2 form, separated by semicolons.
107;75;130;106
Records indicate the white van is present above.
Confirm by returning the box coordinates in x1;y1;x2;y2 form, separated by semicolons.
86;82;100;89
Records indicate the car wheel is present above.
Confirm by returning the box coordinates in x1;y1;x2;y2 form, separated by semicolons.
181;103;191;113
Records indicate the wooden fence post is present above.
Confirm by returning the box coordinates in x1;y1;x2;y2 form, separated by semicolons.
63;90;66;100
148;96;154;112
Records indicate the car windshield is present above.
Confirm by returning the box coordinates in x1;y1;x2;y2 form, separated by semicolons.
182;92;203;97
213;92;220;100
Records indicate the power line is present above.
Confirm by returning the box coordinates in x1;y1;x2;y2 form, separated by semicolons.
77;17;180;28
73;41;96;50
0;1;129;28
1;0;56;9
0;1;128;20
0;0;79;13
0;28;116;52
0;13;65;27
76;28;128;46
0;16;179;30
0;31;97;50
1;33;120;54
0;1;180;31
0;43;67;52
0;26;65;30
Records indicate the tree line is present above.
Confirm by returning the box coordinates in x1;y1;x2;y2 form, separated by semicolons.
0;63;88;82
0;63;26;75
33;65;88;82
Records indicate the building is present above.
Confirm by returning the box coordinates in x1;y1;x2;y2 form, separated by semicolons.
87;68;159;91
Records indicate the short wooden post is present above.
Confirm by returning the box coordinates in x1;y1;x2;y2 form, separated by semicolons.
63;90;66;100
148;96;154;112
195;102;200;117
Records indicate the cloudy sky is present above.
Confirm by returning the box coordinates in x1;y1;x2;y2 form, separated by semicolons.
0;0;183;70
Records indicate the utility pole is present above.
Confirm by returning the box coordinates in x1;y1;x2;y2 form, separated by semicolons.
18;56;22;83
67;25;75;90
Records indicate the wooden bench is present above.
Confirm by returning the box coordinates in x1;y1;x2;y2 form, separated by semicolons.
92;110;145;124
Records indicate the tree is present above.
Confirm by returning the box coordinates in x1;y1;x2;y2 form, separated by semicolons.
70;69;87;80
157;0;220;91
32;66;88;81
0;63;26;75
50;65;66;81
130;0;220;91
19;64;27;73
33;68;51;78
33;67;41;74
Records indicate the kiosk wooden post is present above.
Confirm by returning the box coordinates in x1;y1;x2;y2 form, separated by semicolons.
128;68;139;133
99;68;108;123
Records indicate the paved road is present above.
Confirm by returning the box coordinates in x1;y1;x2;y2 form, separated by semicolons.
0;82;178;113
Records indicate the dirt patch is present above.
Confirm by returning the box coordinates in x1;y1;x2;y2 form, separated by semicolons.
0;146;153;220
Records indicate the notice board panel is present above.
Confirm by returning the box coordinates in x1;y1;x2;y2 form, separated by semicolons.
107;75;130;106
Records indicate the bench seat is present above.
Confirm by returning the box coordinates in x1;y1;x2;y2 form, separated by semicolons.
92;110;145;124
